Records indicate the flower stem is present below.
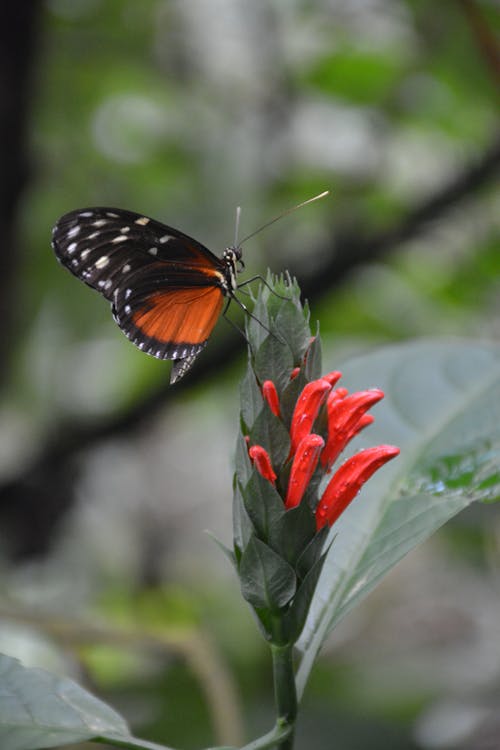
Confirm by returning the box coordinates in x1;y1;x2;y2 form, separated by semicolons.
271;643;297;750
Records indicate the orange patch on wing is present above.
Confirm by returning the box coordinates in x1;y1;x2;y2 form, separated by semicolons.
132;286;225;346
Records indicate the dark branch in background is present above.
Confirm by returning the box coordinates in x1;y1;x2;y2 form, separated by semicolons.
299;132;500;302
0;3;41;386
1;132;499;559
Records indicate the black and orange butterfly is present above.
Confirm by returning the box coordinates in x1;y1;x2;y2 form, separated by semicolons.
51;193;328;383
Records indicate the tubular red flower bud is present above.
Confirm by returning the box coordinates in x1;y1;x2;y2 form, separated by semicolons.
290;367;301;380
316;445;400;529
322;371;342;387
290;379;332;454
321;389;384;471
329;387;348;403
285;434;325;509
262;380;281;417
345;414;374;443
249;445;277;485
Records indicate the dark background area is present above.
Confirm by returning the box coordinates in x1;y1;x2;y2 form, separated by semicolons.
0;1;499;749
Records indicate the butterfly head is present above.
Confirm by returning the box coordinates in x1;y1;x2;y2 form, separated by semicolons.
223;245;244;292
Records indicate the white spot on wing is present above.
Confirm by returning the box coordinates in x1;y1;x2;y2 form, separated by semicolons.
112;235;128;244
88;231;100;239
148;247;158;256
68;225;80;238
95;255;109;269
159;235;174;243
67;242;77;254
106;212;119;218
125;304;132;314
122;264;131;273
121;227;131;233
80;249;91;260
79;211;93;217
93;219;107;228
125;288;132;299
135;216;150;225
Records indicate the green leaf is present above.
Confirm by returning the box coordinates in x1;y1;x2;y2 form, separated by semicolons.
253;334;294;392
296;525;330;580
240;366;264;432
241;471;285;542
249;407;291;470
268;501;317;569
304;330;322;382
295;339;500;699
0;652;129;750
234;431;252;486
233;480;253;553
239;536;297;610
273;296;311;365
285;552;328;643
246;289;270;351
205;530;236;567
280;370;308;429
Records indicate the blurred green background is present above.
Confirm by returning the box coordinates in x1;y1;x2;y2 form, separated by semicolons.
1;1;499;749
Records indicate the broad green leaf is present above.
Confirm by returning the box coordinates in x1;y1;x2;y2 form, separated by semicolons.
0;652;129;750
268;501;317;569
273;295;311;364
296;525;330;580
295;339;500;699
285;552;329;644
249;407;291;470
239;366;264;431
239;536;296;610
253;334;294;392
242;471;285;542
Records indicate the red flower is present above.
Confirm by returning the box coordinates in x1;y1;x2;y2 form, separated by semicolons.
285;434;325;509
321;389;384;471
249;445;277;485
247;370;399;531
316;445;400;529
289;378;331;454
262;380;281;417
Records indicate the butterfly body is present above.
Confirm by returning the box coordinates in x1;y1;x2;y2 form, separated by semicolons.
51;207;243;383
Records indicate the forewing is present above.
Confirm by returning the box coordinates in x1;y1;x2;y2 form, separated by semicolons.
51;206;224;300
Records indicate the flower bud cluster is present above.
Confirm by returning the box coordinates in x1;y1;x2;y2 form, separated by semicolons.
231;277;399;645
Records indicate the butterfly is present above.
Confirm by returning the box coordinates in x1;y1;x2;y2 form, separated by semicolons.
51;192;328;384
51;207;246;383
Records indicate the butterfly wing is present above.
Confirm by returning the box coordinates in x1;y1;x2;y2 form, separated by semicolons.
51;207;228;382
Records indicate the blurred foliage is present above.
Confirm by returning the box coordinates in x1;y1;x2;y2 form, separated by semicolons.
1;1;500;749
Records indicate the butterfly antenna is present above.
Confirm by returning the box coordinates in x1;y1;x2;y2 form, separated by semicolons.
234;205;241;248
239;190;330;246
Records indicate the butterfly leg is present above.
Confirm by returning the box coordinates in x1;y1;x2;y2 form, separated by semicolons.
237;274;290;301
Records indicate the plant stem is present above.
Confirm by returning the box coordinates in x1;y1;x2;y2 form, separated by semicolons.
270;643;297;750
